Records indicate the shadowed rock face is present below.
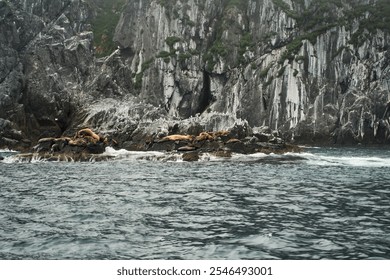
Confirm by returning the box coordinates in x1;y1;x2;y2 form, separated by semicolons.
1;0;390;151
0;0;94;149
111;0;390;145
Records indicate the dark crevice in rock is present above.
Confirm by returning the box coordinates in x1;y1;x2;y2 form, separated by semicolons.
263;96;268;110
197;70;214;114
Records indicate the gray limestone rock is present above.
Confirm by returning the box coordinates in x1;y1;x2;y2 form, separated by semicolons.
1;0;390;150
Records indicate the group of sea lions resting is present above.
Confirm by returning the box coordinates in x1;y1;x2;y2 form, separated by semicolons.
35;128;110;152
16;128;115;162
159;130;230;143
13;127;301;162
149;130;301;161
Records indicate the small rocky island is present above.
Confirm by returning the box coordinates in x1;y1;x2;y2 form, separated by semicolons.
14;127;302;162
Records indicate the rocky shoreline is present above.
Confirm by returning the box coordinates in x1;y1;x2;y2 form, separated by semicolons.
7;128;302;162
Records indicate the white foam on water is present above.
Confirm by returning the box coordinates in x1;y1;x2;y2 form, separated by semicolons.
1;149;20;163
231;152;270;161
199;153;226;162
2;155;31;164
0;149;18;153
103;147;168;161
4;146;388;167
299;145;321;149
300;152;390;167
2;156;18;164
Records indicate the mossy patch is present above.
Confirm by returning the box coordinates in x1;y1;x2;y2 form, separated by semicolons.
134;58;155;89
91;0;127;57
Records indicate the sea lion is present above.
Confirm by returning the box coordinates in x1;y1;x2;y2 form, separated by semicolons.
0;156;4;161
226;138;241;144
83;135;99;144
38;137;56;144
54;137;72;143
213;130;229;137
178;145;197;151
195;132;214;142
159;134;194;142
76;128;100;141
68;138;87;146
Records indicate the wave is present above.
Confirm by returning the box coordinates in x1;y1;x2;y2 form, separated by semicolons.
103;147;273;163
103;147;175;161
1;154;50;164
299;152;390;167
0;149;19;163
0;149;18;153
3;146;389;166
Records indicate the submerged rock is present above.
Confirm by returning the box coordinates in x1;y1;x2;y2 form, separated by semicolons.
182;151;200;162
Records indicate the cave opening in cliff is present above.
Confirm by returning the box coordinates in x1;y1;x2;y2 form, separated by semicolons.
197;71;214;115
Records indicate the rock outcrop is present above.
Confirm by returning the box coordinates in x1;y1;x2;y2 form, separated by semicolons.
110;0;390;145
1;0;390;151
15;127;114;162
15;127;301;162
0;0;94;150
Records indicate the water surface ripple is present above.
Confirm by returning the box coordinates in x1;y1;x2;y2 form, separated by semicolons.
0;147;389;259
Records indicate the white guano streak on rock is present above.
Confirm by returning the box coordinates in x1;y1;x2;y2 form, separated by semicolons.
286;65;300;128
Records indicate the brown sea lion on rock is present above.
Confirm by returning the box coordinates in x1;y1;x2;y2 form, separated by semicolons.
159;134;194;142
213;130;230;137
68;138;87;146
195;132;214;142
76;128;101;141
178;145;197;151
38;137;56;144
54;137;72;143
226;138;241;144
83;135;99;144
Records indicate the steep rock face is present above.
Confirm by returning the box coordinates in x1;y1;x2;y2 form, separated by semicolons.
0;0;94;149
107;0;390;144
1;0;390;149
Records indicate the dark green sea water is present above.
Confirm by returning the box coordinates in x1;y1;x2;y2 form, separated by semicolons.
0;147;389;259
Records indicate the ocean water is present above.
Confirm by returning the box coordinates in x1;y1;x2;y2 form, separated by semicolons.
0;147;390;260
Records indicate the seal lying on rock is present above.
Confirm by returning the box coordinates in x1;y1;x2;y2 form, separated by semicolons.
195;132;214;142
159;134;194;142
148;129;302;160
76;128;101;142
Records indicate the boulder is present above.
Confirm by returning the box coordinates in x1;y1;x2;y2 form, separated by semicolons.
182;151;200;162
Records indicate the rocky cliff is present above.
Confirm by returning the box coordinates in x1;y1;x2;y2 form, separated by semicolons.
0;0;94;149
1;0;390;150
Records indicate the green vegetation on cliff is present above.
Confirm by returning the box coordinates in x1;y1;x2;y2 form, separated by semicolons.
224;0;247;10
134;58;155;89
203;40;229;71
91;0;126;57
274;0;390;63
